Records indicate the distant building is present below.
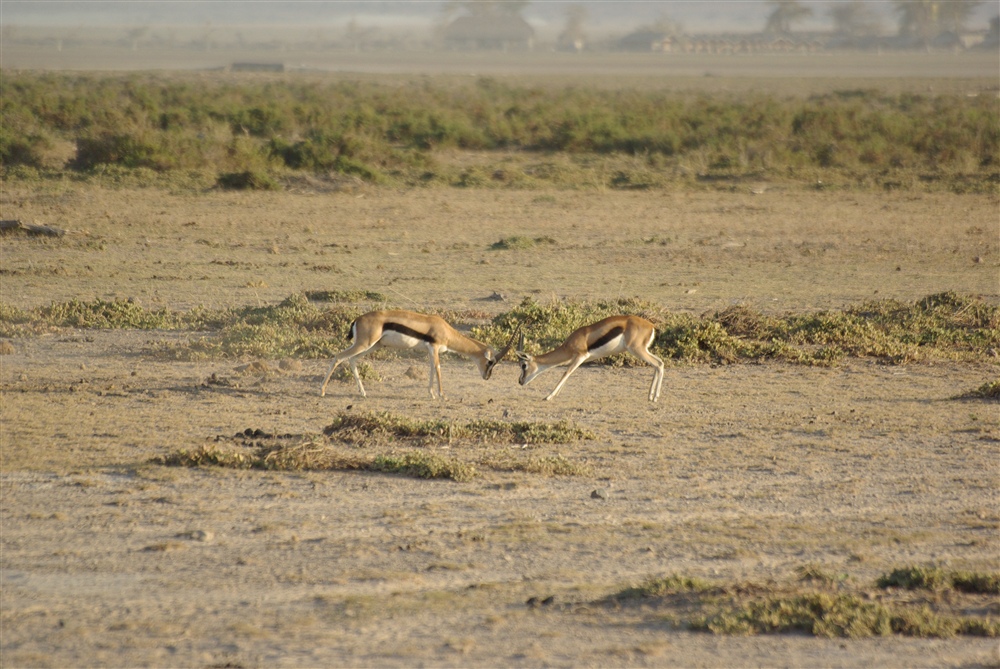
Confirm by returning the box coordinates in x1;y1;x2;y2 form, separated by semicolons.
442;15;535;51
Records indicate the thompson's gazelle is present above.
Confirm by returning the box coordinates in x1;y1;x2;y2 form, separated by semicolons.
516;315;665;402
320;310;518;399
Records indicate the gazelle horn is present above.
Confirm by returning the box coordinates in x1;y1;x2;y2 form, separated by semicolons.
495;322;523;362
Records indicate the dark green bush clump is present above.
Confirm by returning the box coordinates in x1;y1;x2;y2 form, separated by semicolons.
216;170;280;190
878;566;1000;594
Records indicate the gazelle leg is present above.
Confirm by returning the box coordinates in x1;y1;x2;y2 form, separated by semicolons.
321;356;350;396
544;356;587;401
320;341;375;397
425;346;438;399
429;346;444;400
348;358;367;397
633;348;665;402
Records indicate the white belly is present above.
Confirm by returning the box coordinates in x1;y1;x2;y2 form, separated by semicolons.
588;335;626;359
378;330;428;350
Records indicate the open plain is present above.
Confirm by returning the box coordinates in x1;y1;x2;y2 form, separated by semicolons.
2;180;998;668
1;46;999;668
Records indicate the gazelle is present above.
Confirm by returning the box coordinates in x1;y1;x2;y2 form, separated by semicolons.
516;315;665;402
320;310;518;399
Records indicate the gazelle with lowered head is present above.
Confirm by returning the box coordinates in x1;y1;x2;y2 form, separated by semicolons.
320;310;519;399
516;315;665;402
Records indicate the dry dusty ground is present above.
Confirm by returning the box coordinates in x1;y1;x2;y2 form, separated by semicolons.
1;183;999;668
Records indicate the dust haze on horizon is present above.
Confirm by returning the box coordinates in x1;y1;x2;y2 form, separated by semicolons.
2;1;997;40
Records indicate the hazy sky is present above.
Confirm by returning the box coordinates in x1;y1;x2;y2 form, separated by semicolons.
1;1;996;35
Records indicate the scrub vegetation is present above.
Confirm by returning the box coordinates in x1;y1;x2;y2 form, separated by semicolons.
2;73;997;192
3;291;995;365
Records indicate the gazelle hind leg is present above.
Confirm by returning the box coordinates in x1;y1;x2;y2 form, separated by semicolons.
633;348;665;402
544;357;587;401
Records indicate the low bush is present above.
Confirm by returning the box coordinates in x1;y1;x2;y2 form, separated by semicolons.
877;566;1000;594
3;73;997;191
215;170;280;191
606;568;1000;639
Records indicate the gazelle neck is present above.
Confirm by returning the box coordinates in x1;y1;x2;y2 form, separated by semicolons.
444;330;491;358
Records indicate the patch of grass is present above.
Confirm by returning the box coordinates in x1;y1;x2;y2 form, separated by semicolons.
323;411;453;443
462;419;594;444
156;442;491;483
157;444;261;469
482;453;591;477
157;411;594;481
160;294;363;360
877;566;1000;594
370;452;476;482
613;575;713;601
155;442;475;480
694;593;990;638
38;298;181;329
605;568;1000;639
304;290;388;303
322;411;595;446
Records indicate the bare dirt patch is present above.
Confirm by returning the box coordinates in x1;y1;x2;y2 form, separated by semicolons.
1;183;998;668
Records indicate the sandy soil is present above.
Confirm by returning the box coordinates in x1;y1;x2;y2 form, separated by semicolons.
1;184;998;668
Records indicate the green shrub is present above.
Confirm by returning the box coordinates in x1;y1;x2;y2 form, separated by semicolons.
216;170;280;190
0;128;51;168
878;566;1000;594
71;132;164;170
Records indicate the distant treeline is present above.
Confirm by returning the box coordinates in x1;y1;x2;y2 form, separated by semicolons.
1;73;997;191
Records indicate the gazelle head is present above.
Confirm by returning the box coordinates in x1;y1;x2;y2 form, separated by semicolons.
480;323;522;380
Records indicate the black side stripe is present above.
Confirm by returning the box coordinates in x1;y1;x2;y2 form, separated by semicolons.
588;326;624;352
383;321;437;344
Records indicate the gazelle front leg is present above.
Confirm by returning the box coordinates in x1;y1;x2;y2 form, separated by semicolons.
321;340;375;396
544;356;588;401
348;358;367;397
320;357;348;397
427;345;444;400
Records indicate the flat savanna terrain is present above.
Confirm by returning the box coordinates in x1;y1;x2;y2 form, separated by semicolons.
2;178;998;668
1;54;999;667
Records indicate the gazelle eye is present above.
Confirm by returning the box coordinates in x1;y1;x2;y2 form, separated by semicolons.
520;362;527;370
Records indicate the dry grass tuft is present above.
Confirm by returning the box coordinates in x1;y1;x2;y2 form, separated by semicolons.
606;568;1000;639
